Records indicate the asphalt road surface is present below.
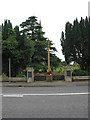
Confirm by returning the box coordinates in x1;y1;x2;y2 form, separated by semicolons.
1;86;89;118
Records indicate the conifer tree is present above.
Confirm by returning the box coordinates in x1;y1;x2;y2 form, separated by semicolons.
60;17;90;71
20;16;57;72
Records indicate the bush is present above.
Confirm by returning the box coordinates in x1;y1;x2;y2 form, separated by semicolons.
16;70;26;77
2;73;8;78
72;69;89;76
16;74;26;77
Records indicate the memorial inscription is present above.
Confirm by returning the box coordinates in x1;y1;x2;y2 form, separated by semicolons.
28;72;32;77
67;70;71;77
65;66;72;82
27;67;34;82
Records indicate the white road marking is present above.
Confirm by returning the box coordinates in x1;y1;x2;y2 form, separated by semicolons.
23;92;89;96
2;94;23;97
1;92;90;97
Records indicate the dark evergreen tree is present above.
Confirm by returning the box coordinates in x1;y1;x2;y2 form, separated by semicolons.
2;21;35;76
60;17;90;72
2;28;18;76
0;25;2;75
20;16;57;72
20;16;38;41
2;17;59;76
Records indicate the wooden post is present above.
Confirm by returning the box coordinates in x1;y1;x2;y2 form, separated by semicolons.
46;39;52;81
48;39;50;71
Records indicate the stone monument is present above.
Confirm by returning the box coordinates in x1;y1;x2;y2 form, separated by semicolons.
27;67;34;83
65;66;72;82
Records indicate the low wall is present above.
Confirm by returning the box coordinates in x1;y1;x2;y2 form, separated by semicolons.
34;73;46;81
2;75;90;82
72;76;90;81
2;77;27;82
2;73;64;82
34;73;64;81
53;74;64;80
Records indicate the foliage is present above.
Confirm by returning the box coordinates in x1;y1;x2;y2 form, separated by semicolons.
2;20;35;76
70;64;80;72
0;25;2;41
2;73;8;78
0;25;2;76
20;16;58;72
60;17;90;72
2;21;18;76
16;71;26;77
2;29;18;56
50;55;60;68
2;16;60;76
2;20;12;40
72;69;89;76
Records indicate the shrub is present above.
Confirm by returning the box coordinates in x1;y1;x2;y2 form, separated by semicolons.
16;70;26;77
72;69;89;76
2;73;8;78
16;74;26;77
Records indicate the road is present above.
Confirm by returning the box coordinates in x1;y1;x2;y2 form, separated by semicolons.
1;86;89;118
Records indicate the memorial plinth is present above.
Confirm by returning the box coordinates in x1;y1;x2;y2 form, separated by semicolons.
65;66;72;82
27;67;34;83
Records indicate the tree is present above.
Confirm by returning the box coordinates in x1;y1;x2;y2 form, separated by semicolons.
0;25;2;40
0;25;2;75
11;26;35;76
20;16;57;72
2;17;59;76
60;17;90;72
50;55;61;71
88;17;90;72
20;16;39;40
2;28;18;76
2;20;12;40
2;21;35;76
2;20;17;76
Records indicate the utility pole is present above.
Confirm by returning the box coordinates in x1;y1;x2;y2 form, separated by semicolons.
47;39;50;71
8;58;11;78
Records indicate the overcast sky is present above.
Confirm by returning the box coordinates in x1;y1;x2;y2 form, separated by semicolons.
0;0;89;61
